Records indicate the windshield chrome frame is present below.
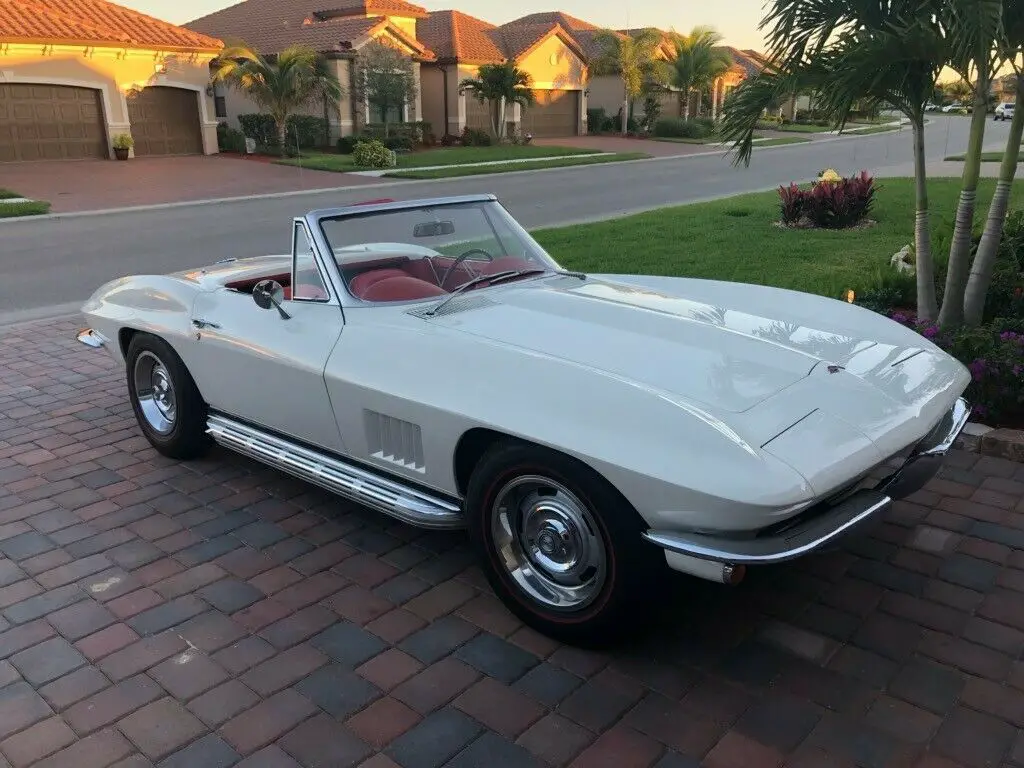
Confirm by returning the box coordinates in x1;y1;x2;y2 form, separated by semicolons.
304;194;563;309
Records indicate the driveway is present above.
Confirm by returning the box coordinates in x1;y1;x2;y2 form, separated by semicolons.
0;315;1021;767
0;155;382;213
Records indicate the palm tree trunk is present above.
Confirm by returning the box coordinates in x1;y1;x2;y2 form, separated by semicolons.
936;71;991;328
276;115;288;157
682;90;690;120
963;74;1024;327
695;91;702;118
912;115;939;323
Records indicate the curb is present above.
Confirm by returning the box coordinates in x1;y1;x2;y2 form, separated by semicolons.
954;423;1024;463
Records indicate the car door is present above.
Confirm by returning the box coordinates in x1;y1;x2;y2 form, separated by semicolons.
183;220;347;455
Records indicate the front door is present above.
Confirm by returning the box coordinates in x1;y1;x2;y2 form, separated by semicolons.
183;221;347;454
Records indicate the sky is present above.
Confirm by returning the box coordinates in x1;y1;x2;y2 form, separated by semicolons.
119;0;772;49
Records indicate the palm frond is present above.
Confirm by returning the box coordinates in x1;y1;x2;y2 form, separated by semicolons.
718;67;812;166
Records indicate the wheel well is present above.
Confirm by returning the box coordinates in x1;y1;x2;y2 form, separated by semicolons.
118;327;140;359
453;428;507;496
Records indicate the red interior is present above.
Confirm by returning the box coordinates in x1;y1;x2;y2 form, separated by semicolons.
224;253;534;303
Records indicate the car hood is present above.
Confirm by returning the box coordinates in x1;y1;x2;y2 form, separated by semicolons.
436;273;957;419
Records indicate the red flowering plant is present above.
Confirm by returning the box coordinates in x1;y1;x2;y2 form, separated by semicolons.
776;170;876;229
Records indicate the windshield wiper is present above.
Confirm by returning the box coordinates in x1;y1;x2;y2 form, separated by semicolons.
424;267;586;317
424;270;520;316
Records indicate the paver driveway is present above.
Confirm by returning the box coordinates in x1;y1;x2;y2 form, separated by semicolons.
0;317;1023;768
0;155;381;214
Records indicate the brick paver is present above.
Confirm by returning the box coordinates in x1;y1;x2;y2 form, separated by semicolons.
0;155;383;214
0;315;1023;767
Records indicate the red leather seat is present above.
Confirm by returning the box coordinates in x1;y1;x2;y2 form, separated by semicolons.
360;276;447;302
348;268;409;299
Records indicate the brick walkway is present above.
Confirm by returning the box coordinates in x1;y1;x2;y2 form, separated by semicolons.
0;317;1023;768
0;155;382;214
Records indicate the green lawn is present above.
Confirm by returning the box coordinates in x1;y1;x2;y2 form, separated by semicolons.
758;122;828;134
530;177;1024;299
844;124;904;135
384;152;649;179
0;189;50;217
754;136;812;147
650;133;766;145
278;144;594;172
945;148;1023;162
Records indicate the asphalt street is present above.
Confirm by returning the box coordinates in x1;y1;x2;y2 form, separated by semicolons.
0;115;1013;324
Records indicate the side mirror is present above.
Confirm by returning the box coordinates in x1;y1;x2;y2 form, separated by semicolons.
253;279;291;319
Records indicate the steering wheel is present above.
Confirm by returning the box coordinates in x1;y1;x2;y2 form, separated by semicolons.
440;248;493;289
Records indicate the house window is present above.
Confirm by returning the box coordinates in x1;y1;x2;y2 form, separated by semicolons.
215;96;227;118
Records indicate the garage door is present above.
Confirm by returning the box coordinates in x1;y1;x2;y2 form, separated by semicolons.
0;84;106;162
464;95;492;134
127;86;202;156
521;90;579;137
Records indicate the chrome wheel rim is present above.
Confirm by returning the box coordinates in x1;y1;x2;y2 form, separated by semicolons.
133;351;177;435
490;475;607;611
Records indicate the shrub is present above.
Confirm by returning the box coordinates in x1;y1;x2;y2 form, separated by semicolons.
652;117;712;139
778;182;805;224
362;121;431;144
640;95;662;132
217;122;247;153
587;107;607;134
890;314;1024;427
461;126;492;146
237;114;329;149
352;139;396;169
440;133;462;146
776;170;876;229
383;135;414;151
336;135;358;154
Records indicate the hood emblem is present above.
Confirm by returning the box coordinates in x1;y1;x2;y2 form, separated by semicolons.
827;364;844;374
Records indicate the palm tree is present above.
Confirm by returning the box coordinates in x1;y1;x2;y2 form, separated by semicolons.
592;27;668;135
963;1;1024;326
935;0;1005;328
720;0;949;322
459;61;535;141
668;26;733;120
212;43;343;156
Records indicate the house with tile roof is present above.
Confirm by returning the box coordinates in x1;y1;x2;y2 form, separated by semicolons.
416;9;589;137
0;0;223;161
186;0;437;140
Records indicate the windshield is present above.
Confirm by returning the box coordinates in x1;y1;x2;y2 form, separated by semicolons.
318;200;562;303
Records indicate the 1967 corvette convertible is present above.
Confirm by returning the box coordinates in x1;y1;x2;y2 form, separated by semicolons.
77;193;971;643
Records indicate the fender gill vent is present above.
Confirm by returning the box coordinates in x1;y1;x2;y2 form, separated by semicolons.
364;411;426;473
407;294;497;318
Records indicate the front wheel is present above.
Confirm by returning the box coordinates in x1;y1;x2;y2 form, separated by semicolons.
465;440;663;646
125;333;211;460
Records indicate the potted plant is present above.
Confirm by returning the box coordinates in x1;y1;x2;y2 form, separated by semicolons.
112;133;134;160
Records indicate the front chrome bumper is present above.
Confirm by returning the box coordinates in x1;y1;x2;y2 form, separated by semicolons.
644;396;971;567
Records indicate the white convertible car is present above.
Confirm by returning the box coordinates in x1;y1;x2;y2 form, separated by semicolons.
77;193;971;643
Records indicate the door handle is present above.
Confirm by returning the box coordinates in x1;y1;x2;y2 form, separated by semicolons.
191;318;220;329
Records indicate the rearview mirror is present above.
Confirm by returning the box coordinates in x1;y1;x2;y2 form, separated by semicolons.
413;221;455;238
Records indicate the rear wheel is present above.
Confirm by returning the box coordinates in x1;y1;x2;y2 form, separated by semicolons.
125;333;211;460
466;440;662;646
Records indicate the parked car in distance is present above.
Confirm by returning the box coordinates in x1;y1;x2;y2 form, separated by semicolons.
995;102;1016;121
75;194;972;645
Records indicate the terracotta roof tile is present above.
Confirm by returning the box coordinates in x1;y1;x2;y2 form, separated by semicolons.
315;0;428;20
417;9;503;63
186;0;431;56
419;10;589;65
0;0;222;50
